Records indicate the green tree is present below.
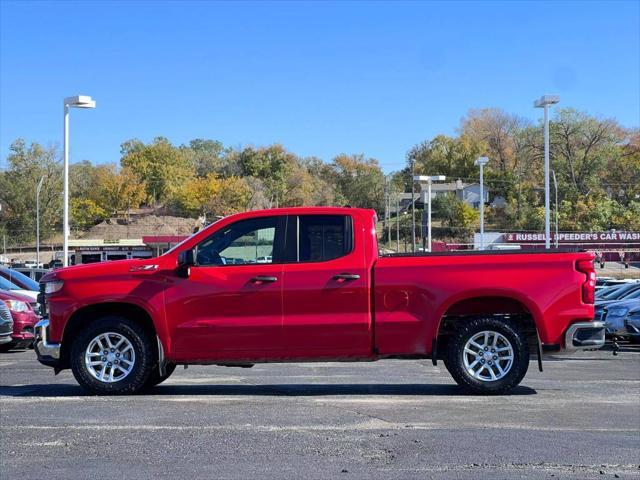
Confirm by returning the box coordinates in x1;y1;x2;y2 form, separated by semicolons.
70;198;108;231
331;154;385;212
120;137;195;204
0;139;62;244
184;139;226;177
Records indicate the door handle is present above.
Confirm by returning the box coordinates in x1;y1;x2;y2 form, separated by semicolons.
333;273;360;281
250;276;278;283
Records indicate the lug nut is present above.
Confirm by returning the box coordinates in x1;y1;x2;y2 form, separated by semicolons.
491;349;495;353
107;362;112;366
115;353;120;357
484;347;489;351
103;350;108;354
488;361;493;366
114;360;119;365
101;357;107;362
480;359;485;364
493;356;498;360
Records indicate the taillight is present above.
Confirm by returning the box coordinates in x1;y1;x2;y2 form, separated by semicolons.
576;259;596;304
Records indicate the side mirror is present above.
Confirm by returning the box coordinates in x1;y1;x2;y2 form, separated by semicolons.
176;249;195;278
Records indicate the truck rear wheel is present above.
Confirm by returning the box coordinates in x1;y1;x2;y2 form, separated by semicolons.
70;316;154;395
444;317;529;395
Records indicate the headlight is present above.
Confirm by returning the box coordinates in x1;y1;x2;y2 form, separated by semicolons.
6;300;29;312
607;307;629;317
44;281;64;294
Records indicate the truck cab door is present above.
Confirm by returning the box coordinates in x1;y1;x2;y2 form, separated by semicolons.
165;215;286;361
280;214;372;358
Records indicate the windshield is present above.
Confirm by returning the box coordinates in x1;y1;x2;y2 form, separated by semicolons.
598;284;638;300
164;218;223;255
0;276;21;291
622;289;640;300
0;268;38;291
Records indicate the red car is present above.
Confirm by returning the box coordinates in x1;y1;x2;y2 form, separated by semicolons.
0;289;39;352
34;207;603;395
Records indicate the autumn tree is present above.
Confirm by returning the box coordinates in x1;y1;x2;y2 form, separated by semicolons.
171;174;252;218
94;165;147;218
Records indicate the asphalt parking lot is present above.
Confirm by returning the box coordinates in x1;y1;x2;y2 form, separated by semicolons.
1;344;639;480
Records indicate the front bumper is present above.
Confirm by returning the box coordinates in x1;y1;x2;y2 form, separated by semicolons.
565;321;605;351
34;319;61;368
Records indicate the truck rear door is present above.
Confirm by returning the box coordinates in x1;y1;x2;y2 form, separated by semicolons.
280;214;372;358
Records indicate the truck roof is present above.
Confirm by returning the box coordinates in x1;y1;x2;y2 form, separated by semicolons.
222;206;375;220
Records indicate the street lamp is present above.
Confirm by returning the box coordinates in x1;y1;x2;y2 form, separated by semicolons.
534;94;559;249
36;176;45;267
413;175;446;252
474;157;489;250
63;95;96;267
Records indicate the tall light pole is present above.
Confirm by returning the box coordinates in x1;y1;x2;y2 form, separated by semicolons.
36;176;45;267
475;157;489;250
414;175;446;252
534;94;559;249
411;158;416;252
552;170;559;248
63;95;96;267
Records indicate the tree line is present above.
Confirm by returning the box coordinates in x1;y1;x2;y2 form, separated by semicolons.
0;107;638;246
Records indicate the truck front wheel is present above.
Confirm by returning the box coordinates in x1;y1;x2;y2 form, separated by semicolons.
70;316;154;395
444;317;530;395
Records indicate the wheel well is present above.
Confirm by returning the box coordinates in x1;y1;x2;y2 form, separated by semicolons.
437;297;538;357
60;302;157;369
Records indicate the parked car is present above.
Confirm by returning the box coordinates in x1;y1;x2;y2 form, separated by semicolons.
594;284;640;319
0;275;38;302
595;276;615;292
0;267;40;291
0;290;39;351
624;306;640;344
13;267;49;282
602;297;640;337
34;207;602;395
595;283;638;299
0;301;13;346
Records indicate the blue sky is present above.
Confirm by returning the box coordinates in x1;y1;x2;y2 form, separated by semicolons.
1;0;638;172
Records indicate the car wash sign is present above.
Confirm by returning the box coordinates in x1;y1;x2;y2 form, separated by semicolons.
504;232;640;243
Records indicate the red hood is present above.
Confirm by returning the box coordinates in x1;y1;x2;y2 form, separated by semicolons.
41;258;167;283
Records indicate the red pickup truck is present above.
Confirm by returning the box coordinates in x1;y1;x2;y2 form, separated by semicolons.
34;207;604;395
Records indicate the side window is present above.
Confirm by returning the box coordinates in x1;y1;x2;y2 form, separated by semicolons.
298;215;352;262
196;217;280;266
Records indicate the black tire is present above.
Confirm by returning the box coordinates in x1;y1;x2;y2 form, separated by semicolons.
144;363;177;389
444;317;530;395
0;341;15;353
70;316;154;395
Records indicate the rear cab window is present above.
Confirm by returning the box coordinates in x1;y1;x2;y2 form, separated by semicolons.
287;215;353;263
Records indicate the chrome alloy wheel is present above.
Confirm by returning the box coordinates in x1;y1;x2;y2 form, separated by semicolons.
84;332;136;383
462;330;514;382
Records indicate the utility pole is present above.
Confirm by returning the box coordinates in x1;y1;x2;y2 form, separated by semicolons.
552;170;559;248
36;176;45;267
411;159;416;252
387;182;391;247
396;194;400;252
